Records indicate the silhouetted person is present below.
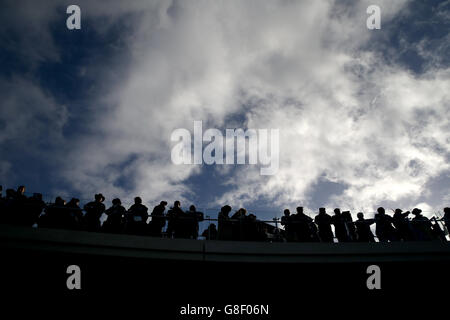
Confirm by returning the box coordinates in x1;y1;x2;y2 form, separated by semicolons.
309;219;320;242
315;208;334;242
354;212;375;242
231;208;247;240
245;213;264;241
83;193;106;232
410;208;433;241
27;193;46;226
166;201;180;238
292;207;313;242
167;201;188;238
11;192;45;227
187;205;204;239
12;185;28;225
218;205;232;240
269;224;283;242
375;207;397;242
393;209;413;241
126;197;148;235
148;201;167;237
103;198;126;233
444;207;450;233
0;186;6;223
64;198;81;229
342;211;356;241
39;197;74;229
331;208;350;242
0;189;17;224
202;223;218;240
281;209;295;242
430;216;447;242
16;185;26;201
0;186;4;223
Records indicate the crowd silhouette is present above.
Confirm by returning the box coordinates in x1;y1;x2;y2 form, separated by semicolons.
0;185;449;243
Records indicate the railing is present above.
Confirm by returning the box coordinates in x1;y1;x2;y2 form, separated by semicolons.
1;198;449;242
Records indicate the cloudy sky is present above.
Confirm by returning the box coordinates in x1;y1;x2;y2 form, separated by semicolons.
0;0;449;220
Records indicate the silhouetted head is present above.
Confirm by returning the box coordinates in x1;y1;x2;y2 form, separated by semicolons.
210;224;217;230
69;198;80;206
319;208;326;214
189;205;196;212
160;201;167;206
134;197;142;204
17;185;25;195
377;207;385;215
395;208;403;215
6;189;16;198
283;209;290;216
55;196;65;206
334;208;341;215
173;200;181;208
240;208;247;216
296;207;303;214
444;207;450;214
95;193;105;202
112;198;121;206
412;208;422;216
357;212;364;219
32;193;43;201
222;205;231;214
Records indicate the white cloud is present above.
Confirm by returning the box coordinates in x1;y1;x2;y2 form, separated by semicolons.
2;0;449;216
61;0;450;212
0;77;68;146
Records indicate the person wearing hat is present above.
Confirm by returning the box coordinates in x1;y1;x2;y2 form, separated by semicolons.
66;198;82;229
410;208;433;241
83;193;106;232
314;208;334;242
375;207;397;242
148;201;167;237
393;209;413;241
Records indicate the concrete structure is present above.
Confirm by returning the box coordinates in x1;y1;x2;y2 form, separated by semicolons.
1;224;450;263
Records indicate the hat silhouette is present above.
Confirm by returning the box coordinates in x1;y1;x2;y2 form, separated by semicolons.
95;193;105;202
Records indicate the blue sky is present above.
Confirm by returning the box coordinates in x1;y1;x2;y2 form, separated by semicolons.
0;0;449;221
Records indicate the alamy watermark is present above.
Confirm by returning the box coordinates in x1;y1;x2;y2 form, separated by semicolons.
66;5;81;30
171;121;279;175
65;4;379;31
367;5;381;30
66;264;81;290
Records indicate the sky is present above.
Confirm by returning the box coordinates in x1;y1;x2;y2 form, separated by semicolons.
0;0;449;222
